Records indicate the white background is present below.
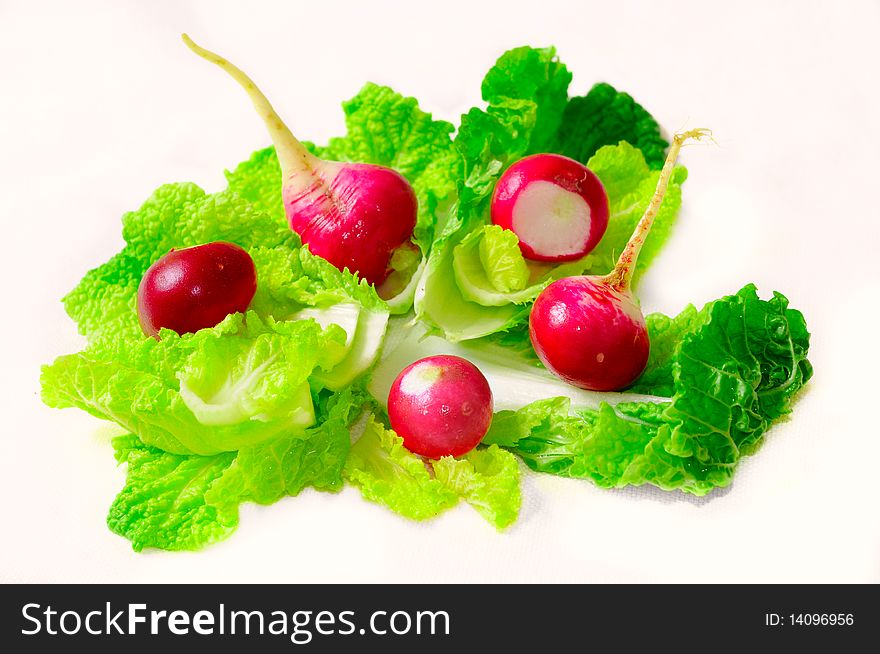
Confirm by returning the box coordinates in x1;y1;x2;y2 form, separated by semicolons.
1;0;878;583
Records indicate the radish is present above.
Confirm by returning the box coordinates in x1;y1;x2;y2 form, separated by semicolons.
388;355;493;458
137;241;257;338
491;153;609;261
182;35;417;286
529;129;710;391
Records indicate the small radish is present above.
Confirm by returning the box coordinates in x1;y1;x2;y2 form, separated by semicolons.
182;35;417;286
491;153;609;262
529;129;710;391
388;355;493;458
138;241;257;338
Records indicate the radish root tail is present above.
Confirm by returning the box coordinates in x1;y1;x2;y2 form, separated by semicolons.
603;128;712;291
182;34;316;179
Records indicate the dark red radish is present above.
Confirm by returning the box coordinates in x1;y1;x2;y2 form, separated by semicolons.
491;153;609;262
137;241;257;338
182;35;417;286
529;129;710;391
388;355;493;459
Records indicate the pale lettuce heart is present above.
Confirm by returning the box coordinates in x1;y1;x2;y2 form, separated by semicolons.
289;303;361;353
288;303;390;391
318;309;389;390
452;224;591;308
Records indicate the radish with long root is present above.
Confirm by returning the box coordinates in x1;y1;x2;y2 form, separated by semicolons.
182;35;417;287
529;129;712;391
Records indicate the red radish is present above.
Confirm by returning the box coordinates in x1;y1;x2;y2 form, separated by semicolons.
529;129;710;391
491;153;609;262
182;35;417;286
137;241;257;338
388;355;493;458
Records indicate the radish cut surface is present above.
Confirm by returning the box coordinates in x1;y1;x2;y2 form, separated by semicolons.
511;181;592;258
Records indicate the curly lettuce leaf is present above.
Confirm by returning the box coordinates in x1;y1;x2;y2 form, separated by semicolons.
433;445;521;529
249;245;387;318
177;316;344;429
629;303;707;396
344;416;523;527
63;177;385;349
556;82;669;169
107;435;238;552
344;416;459;520
484;285;813;495
42;312;345;455
107;387;367;551
480;46;572;153
206;386;366;506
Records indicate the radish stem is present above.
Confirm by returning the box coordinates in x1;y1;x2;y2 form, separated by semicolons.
182;34;316;178
603;128;712;291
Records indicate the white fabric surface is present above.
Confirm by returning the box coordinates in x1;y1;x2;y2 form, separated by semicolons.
1;0;878;582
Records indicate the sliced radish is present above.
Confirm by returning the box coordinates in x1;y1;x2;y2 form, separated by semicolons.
491;153;609;262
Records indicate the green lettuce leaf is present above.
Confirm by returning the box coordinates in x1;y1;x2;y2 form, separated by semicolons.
555;82;669;169
62;178;385;350
206;385;367;505
107;435;238;552
452;224;609;308
344;416;523;527
629;303;706;396
249;245;387;318
480;45;573;153
107;386;367;551
42;312;346;455
453;226;539;306
478;225;530;293
344;415;459;520
433;445;522;529
484;285;813;495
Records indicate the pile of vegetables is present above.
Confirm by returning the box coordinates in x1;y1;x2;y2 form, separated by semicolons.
41;39;812;551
